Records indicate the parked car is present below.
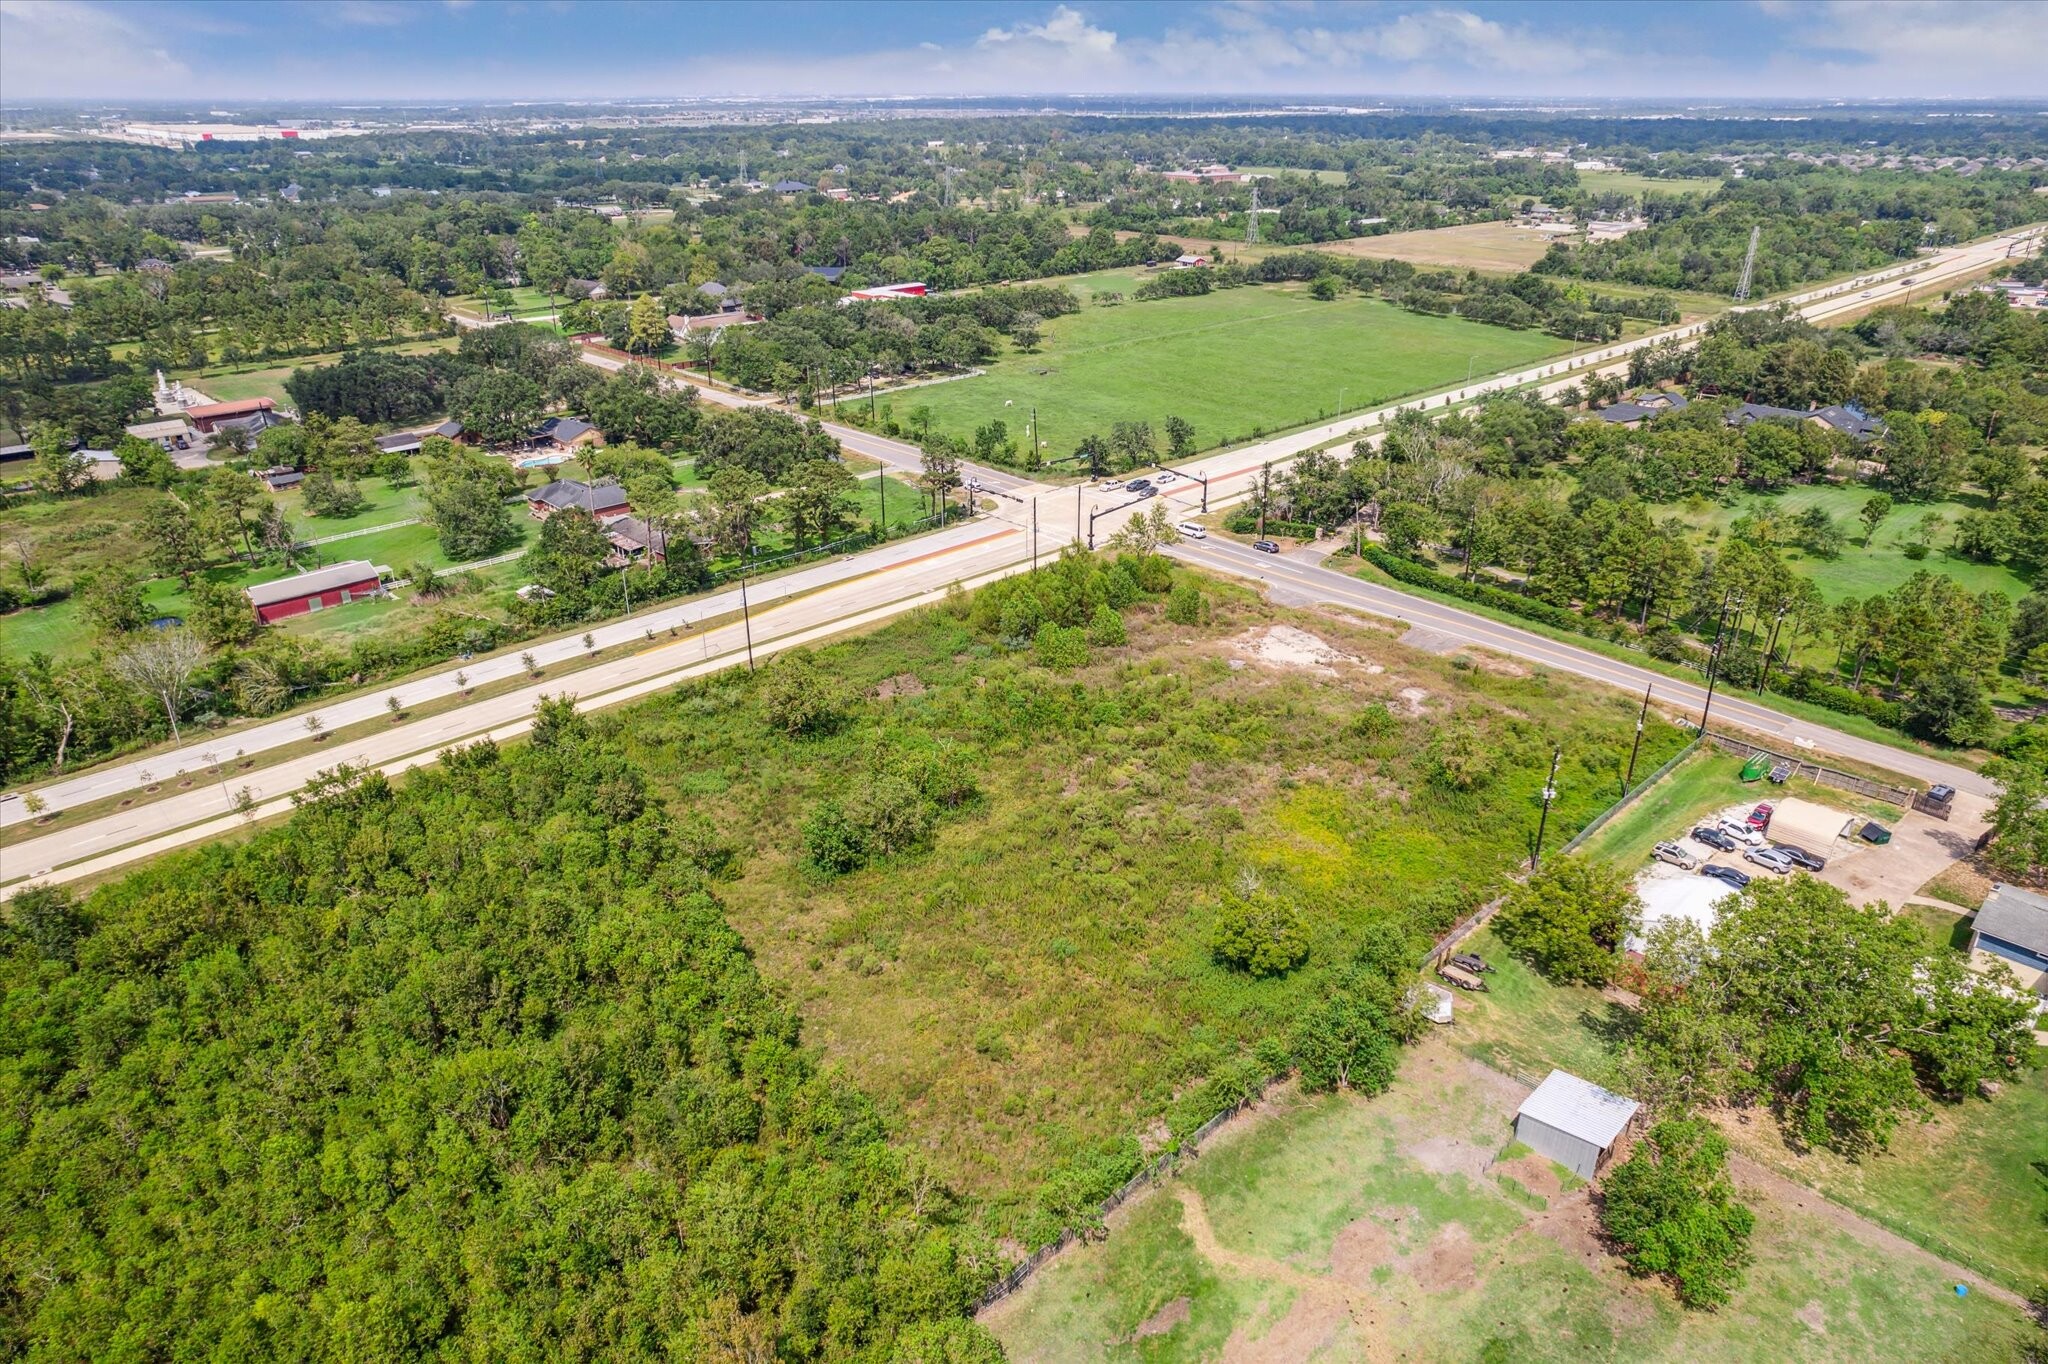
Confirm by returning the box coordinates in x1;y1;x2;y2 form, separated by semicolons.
1450;951;1494;973
1745;802;1774;831
1700;864;1752;889
1744;846;1794;874
1653;841;1701;870
1773;843;1827;871
1153;471;1179;485
1691;825;1739;852
1717;818;1765;846
1176;522;1207;539
1253;539;1281;554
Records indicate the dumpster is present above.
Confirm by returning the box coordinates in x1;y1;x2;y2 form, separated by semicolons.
1859;821;1893;845
1741;754;1771;782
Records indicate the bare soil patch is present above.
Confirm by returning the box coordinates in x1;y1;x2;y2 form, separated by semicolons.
1397;687;1430;715
1495;1153;1564;1201
1327;1217;1395;1287
1127;1294;1191;1341
873;672;926;699
1231;624;1357;674
1408;1134;1491;1179
1796;1299;1829;1335
1404;1222;1479;1293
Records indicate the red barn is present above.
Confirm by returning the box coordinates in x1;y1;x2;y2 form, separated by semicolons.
244;560;383;623
185;397;277;433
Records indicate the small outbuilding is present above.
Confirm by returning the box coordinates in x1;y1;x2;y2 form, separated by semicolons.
1512;1070;1639;1181
244;560;384;623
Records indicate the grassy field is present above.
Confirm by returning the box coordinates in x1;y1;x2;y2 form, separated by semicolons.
609;578;1690;1229
845;270;1571;455
1237;166;1349;184
173;336;457;408
1313;220;1568;271
1579;170;1724;200
988;1039;2035;1362
1666;484;2032;605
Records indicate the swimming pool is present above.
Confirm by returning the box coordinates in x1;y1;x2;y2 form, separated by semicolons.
515;453;571;469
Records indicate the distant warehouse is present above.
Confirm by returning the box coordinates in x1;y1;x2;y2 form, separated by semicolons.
244;560;385;623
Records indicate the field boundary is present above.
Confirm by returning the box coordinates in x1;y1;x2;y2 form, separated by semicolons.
1699;731;1919;807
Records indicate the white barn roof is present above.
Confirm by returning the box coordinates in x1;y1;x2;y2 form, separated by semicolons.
1516;1070;1638;1149
244;560;379;607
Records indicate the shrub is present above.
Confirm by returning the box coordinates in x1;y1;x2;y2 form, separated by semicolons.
802;800;867;874
1086;604;1127;647
1352;702;1397;740
1210;890;1310;977
760;650;843;737
1165;582;1209;625
1034;622;1089;669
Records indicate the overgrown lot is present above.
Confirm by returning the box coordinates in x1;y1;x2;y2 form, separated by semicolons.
612;561;1688;1239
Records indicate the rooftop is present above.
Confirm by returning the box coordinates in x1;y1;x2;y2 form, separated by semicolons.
1977;883;2048;957
243;560;379;608
1516;1070;1638;1148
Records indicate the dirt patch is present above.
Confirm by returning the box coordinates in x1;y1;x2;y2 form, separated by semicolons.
1218;1292;1351;1364
1232;624;1358;674
1328;1217;1395;1287
1408;1135;1491;1180
1404;1222;1478;1293
1128;1295;1191;1342
1461;650;1530;677
1521;1188;1607;1271
1397;687;1430;715
1795;1299;1828;1335
1494;1153;1564;1201
874;672;926;699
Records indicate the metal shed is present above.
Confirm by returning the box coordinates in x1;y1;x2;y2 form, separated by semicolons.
1513;1070;1639;1181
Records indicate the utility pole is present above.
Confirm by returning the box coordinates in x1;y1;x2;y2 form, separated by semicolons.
1031;497;1039;571
1532;748;1562;871
1699;592;1740;734
1757;604;1789;695
739;567;756;672
1624;684;1652;795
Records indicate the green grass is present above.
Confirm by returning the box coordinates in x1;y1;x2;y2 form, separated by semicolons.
991;1041;2036;1363
840;269;1571;456
1669;485;2032;605
1578;170;1724;200
173;337;457;409
1900;902;1974;953
1446;928;1628;1085
1237;166;1349;184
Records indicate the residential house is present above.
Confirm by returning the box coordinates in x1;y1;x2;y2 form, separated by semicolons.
668;311;761;341
566;278;609;300
244;560;384;623
1810;403;1886;442
534;416;601;451
1595;390;1689;427
527;478;631;522
603;516;697;566
771;179;813;194
375;431;425;455
804;265;846;283
1173;253;1210;269
1969;884;2048;999
183;397;278;434
259;466;304;491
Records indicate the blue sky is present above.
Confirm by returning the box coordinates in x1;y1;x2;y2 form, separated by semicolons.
3;1;2044;104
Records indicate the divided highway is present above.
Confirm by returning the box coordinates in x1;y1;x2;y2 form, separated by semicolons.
5;227;2031;891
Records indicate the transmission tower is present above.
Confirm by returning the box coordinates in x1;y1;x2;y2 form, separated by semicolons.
1247;184;1260;244
1733;224;1761;302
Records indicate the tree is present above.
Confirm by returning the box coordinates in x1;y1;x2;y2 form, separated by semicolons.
1600;1118;1755;1309
28;423;89;496
111;627;206;745
1985;756;2048;883
780;458;858;549
528;508;610;595
140;497;209;585
626;291;670;354
1210;885;1310;977
300;468;368;520
1085;602;1126;646
77;566;148;636
451;369;545;448
1858;492;1894;547
1108;420;1156;471
1164;415;1196;461
204;466;265;557
1105;502;1181;559
1903;672;1994;747
1494;856;1640;984
760;651;843;736
421;450;518;560
698;466;772;558
1291;957;1419;1093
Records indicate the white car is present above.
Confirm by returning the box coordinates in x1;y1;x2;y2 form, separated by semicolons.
1859;290;1874;298
1154;471;1179;486
1717;818;1765;847
1098;479;1126;492
1176;522;1207;539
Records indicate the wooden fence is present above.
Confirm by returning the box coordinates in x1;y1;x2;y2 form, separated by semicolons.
1699;731;1919;808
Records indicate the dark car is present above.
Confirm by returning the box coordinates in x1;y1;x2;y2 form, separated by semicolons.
1130;485;1158;499
1773;843;1827;872
1124;478;1152;493
1699;864;1751;890
1691;825;1739;852
1253;539;1281;554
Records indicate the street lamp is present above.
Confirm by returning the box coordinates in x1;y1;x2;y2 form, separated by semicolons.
1532;748;1562;870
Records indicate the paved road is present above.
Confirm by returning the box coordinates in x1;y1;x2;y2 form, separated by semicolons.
1169;537;1989;797
6;229;2028;880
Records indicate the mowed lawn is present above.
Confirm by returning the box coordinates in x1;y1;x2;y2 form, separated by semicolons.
855;273;1571;455
988;1040;2035;1363
174;336;457;408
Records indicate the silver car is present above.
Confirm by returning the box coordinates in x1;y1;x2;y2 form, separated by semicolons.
1652;841;1700;871
1743;846;1794;874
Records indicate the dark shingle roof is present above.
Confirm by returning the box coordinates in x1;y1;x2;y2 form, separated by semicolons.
530;479;629;514
538;416;595;443
1813;403;1886;441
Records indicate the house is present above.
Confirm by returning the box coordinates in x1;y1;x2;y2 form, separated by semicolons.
695;280;730;300
375;431;425;455
839;282;928;304
125;416;197;451
214;408;290;439
669;311;761;341
1512;1071;1639;1180
431;419;466;441
1585;217;1647;242
1161;164;1248;185
1725;401;1811;429
279;182;302;203
804;265;846;283
527;478;631;521
602;516;683;565
183;397;277;434
244;560;384;623
771;179;813;194
259;466;304;491
534;416;600;450
566;278;609;300
1969;884;2048;998
1811;403;1886;442
1174;253;1210;269
1595;389;1689;427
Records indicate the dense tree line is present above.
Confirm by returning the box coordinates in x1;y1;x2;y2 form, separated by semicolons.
0;715;1002;1360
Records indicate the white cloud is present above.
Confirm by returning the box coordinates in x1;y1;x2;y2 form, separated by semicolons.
0;0;193;100
328;1;416;26
1772;1;2048;93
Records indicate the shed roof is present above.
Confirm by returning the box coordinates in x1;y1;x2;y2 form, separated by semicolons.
184;397;276;421
1516;1070;1638;1149
244;560;379;607
1977;883;2048;957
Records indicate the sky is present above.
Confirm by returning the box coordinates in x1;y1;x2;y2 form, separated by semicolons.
2;0;2045;105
